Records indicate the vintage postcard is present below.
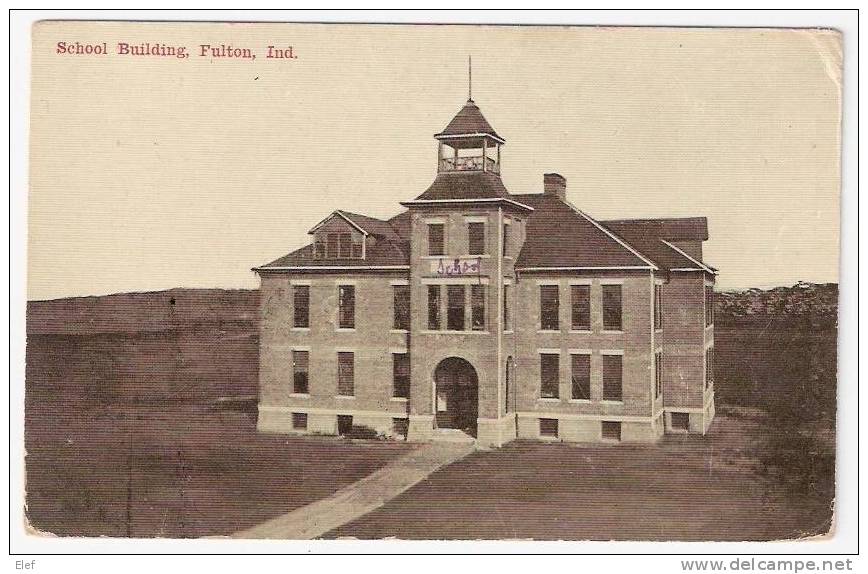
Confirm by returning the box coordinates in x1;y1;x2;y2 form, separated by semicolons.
20;17;845;550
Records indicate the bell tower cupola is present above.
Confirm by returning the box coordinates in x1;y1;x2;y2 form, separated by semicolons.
434;58;505;175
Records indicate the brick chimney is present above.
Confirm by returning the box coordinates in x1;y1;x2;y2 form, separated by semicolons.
543;173;566;201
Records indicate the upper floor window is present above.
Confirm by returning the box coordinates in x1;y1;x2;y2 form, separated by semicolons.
539;284;560;331
570;285;591;331
293;285;310;328
602;354;623;401
502;223;509;257
316;232;362;260
428;223;445;256
705;286;714;326
602;284;623;331
654;284;663;330
338;285;355;329
392;285;410;331
468;222;485;255
540;353;560;399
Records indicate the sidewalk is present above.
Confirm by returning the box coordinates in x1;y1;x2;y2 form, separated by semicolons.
234;441;474;540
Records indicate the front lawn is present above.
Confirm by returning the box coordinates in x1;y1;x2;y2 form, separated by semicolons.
325;406;832;541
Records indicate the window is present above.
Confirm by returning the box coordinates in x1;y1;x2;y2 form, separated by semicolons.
706;347;714;388
468;222;485;255
502;223;509;257
602;421;621;441
292;412;307;430
314;240;325;259
392;418;409;438
503;284;511;331
654;284;663;330
393;353;410;398
655;351;663;399
338;233;352;258
337;415;353;436
427;285;441;330
428;223;445;256
540;353;560;399
326;233;339;259
571;353;591;400
338;285;355;329
337;352;354;396
447;285;465;331
705;286;714;326
540;285;560;331
602;285;623;331
540;418;559;438
570;285;591;330
471;284;485;331
671;412;690;431
505;357;515;413
602;354;623;401
292;350;309;394
392;285;410;331
293;285;310;328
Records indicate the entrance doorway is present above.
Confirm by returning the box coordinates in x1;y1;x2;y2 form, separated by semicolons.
434;357;479;436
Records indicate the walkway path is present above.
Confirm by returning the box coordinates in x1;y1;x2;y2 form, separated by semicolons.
234;441;475;539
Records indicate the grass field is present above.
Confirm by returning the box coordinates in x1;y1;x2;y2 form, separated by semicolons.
325;406;831;541
24;287;837;540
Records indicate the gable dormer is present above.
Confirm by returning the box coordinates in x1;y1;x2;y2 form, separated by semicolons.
309;211;367;260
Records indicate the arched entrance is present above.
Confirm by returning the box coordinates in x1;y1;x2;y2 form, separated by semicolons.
434;357;479;436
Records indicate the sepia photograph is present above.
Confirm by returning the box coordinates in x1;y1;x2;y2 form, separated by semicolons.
10;10;857;562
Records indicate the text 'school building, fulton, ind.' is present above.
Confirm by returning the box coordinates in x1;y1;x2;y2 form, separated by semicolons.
254;95;717;448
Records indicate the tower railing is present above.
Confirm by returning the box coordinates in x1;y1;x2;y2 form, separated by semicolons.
439;156;499;174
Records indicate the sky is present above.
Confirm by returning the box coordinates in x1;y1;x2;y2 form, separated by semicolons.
28;22;841;300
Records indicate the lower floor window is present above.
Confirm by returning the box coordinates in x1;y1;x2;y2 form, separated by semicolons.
337;414;353;436
601;421;621;441
539;418;559;437
671;412;690;431
392;417;409;438
292;412;307;430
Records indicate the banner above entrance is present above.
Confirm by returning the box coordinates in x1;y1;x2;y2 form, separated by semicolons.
431;257;482;277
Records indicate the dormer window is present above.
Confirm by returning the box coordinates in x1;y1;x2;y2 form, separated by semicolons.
314;231;364;260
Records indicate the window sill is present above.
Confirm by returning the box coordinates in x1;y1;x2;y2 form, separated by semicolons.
601;330;624;335
569;329;592;334
291;327;310;332
569;399;592;404
390;329;410;334
655;328;663;333
503;330;515;334
419;330;491;335
537;329;561;334
600;399;624;405
289;393;310;398
336;395;356;400
538;397;561;403
335;328;356;333
390;397;409;402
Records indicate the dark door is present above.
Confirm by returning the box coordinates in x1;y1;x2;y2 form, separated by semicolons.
434;357;479;436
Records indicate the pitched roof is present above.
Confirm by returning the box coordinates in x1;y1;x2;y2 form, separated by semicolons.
601;217;708;241
412;171;510;201
258;238;409;269
435;100;503;141
600;218;715;272
336;210;402;240
513;194;655;269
